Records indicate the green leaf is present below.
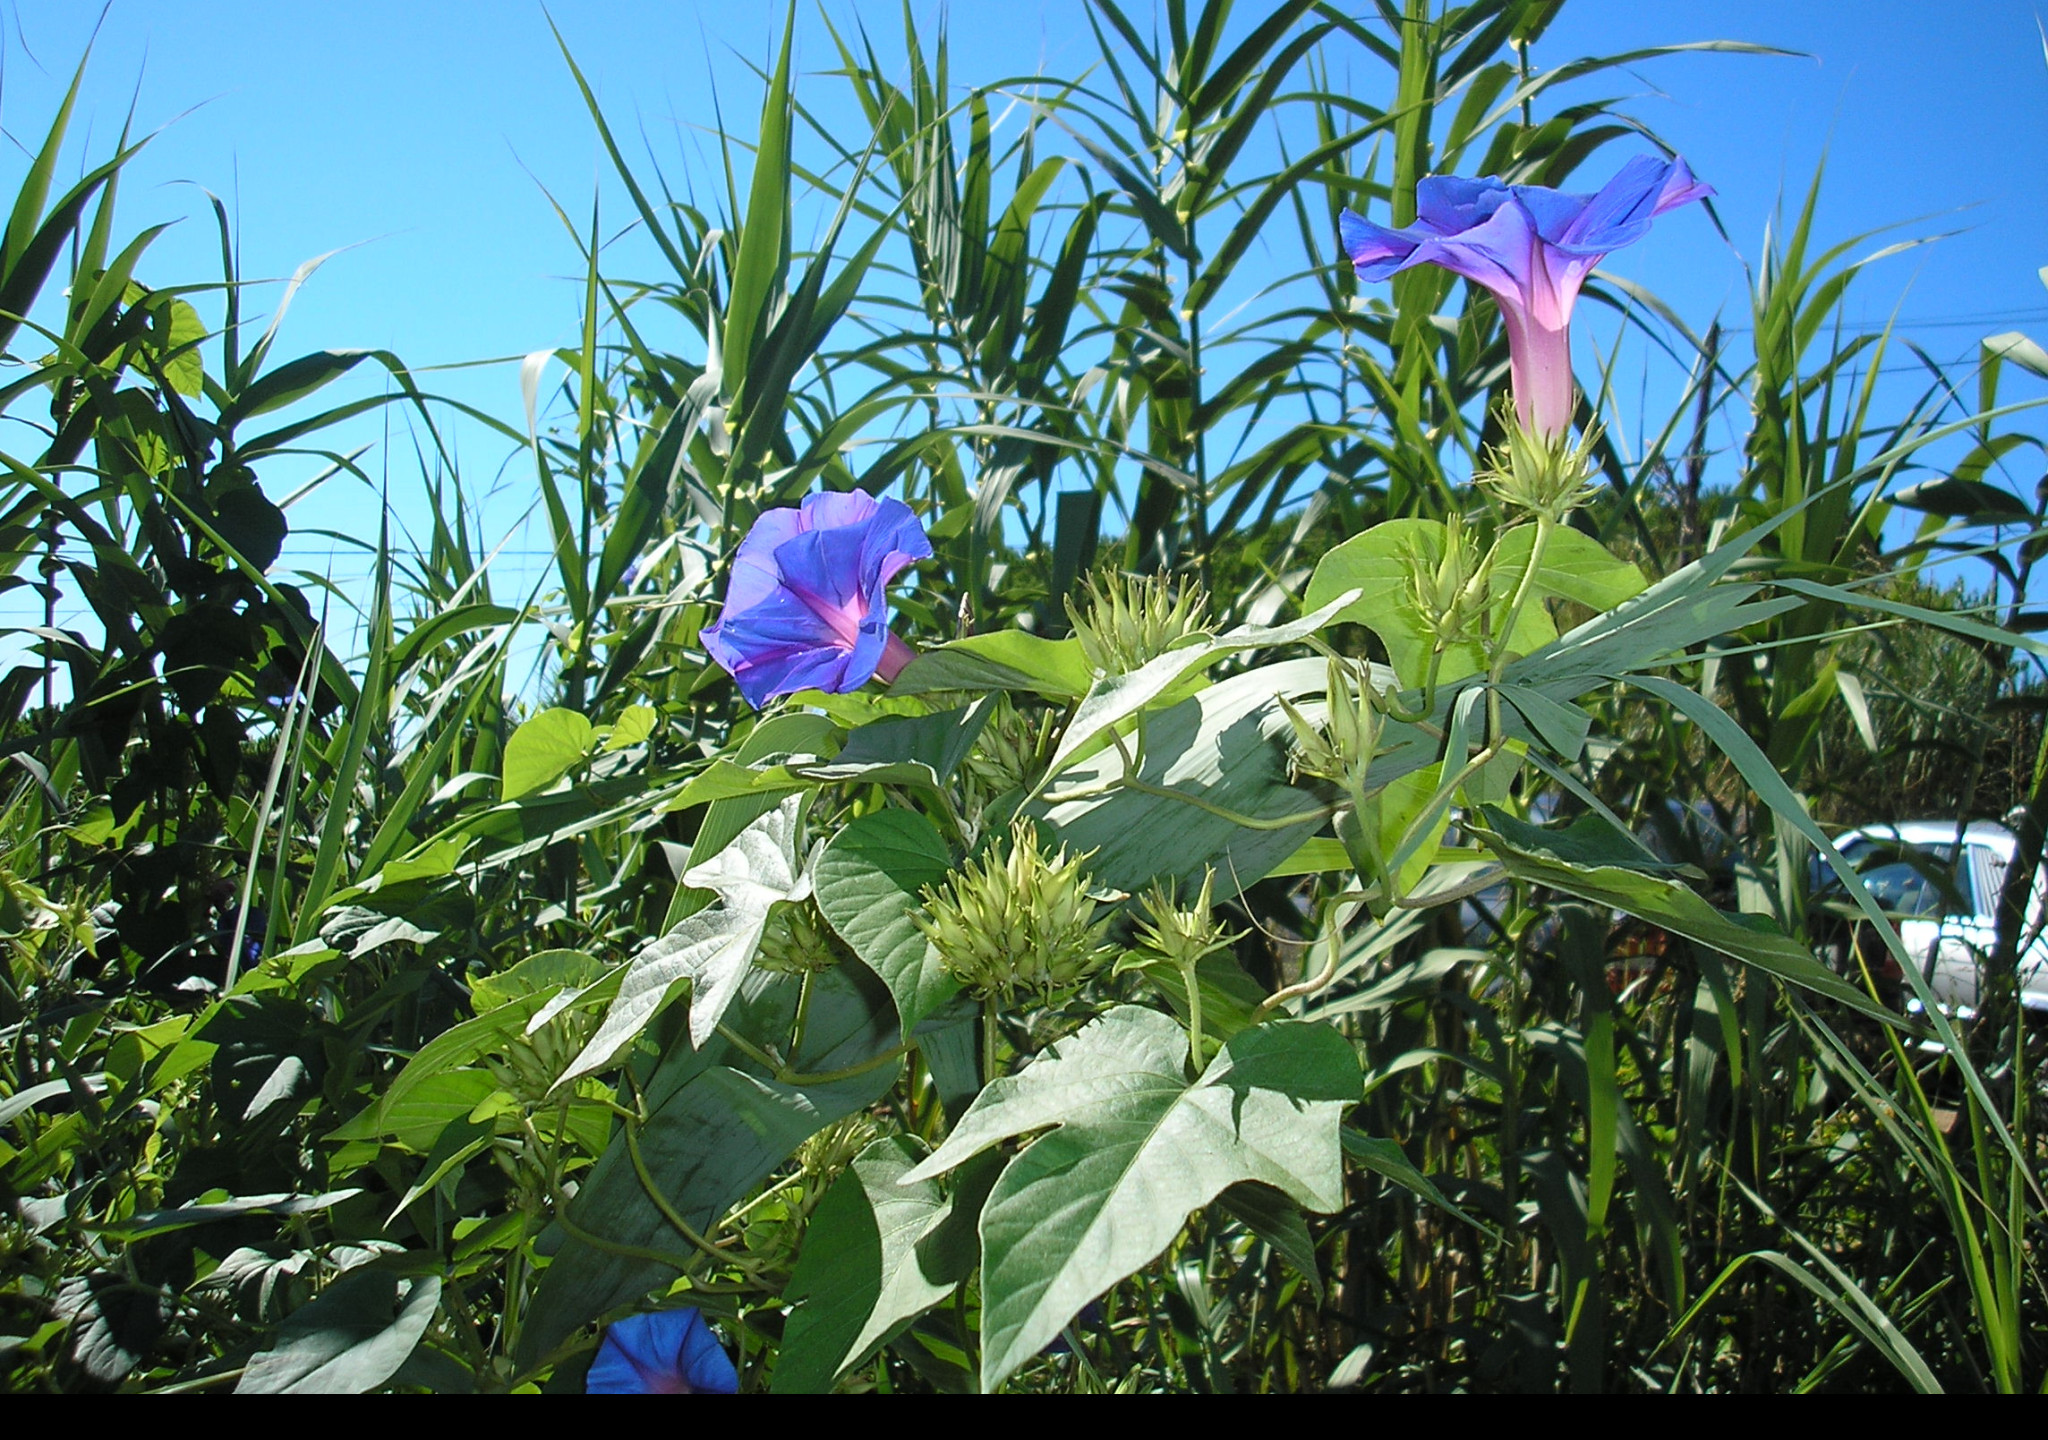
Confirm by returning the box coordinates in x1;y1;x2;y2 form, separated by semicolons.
1892;474;2032;521
1481;807;1698;877
220;348;379;428
236;1272;441;1394
1300;519;1503;685
1045;591;1357;781
160;294;206;398
356;991;554;1139
502;708;594;799
814;809;959;1031
1492;523;1649;612
89;1189;360;1242
1473;805;1891;1020
827;697;994;786
387;603;519;675
1216;1182;1323;1303
892;632;1094;699
1340;1130;1495;1235
562;794;808;1081
774;1134;954;1393
517;966;900;1366
328;1068;497;1155
603;703;658;752
1303;520;1644;688
1039;657;1334;893
903;1007;1358;1391
1265;837;1353;877
720;15;793;394
467;949;607;1013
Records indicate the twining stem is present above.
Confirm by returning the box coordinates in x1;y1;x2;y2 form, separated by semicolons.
1255;897;1356;1017
1381;645;1444;724
621;1110;775;1287
779;1038;916;1087
1486;514;1554;741
714;1023;785;1074
717;1016;915;1087
982;997;1000;1086
789;968;815;1063
1114;771;1337;831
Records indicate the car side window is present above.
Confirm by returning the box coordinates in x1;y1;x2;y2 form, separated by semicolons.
1827;841;1969;918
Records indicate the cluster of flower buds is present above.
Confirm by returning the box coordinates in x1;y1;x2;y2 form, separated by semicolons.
916;819;1112;1001
1066;569;1211;675
1128;869;1242;975
752;900;842;975
963;698;1057;806
1278;655;1386;796
1481;405;1603;522
1402;512;1491;650
485;1006;603;1105
796;1113;880;1183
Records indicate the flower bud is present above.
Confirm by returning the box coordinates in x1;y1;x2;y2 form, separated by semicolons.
1127;870;1242;974
1066;570;1211;676
485;1005;604;1104
964;698;1057;803
753;900;842;975
1402;513;1491;648
1279;655;1384;793
916;820;1113;1001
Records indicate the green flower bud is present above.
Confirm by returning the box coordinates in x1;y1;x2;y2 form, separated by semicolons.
753;900;842;975
797;1114;880;1183
1402;512;1491;648
964;698;1057;803
1066;570;1211;675
1128;870;1242;974
1480;403;1602;521
915;820;1113;1001
1278;655;1385;792
484;1004;604;1105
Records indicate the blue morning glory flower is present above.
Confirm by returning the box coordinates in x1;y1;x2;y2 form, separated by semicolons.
585;1308;739;1394
700;491;932;709
1340;155;1711;437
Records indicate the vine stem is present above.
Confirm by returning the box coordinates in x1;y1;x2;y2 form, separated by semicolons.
1486;513;1554;742
1255;897;1355;1017
982;997;1000;1086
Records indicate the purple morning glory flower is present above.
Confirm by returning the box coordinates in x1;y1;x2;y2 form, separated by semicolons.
585;1308;739;1394
1340;155;1712;438
700;491;932;709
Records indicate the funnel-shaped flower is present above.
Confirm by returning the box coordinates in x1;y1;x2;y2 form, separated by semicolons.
1341;155;1711;437
586;1308;738;1394
701;491;932;708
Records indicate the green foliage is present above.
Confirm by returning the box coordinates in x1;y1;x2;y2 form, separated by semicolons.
5;0;2048;1399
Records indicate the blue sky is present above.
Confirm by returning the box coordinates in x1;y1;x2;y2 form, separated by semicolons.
4;1;2047;623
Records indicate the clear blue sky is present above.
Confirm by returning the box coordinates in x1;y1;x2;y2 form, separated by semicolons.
5;0;2046;620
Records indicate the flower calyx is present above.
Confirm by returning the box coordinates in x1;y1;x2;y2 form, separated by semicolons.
752;899;842;976
1124;870;1243;977
1481;404;1603;522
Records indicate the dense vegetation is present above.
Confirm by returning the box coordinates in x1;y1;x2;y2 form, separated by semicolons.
4;0;2047;1394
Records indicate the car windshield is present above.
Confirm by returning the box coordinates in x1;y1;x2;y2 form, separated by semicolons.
1827;837;1971;918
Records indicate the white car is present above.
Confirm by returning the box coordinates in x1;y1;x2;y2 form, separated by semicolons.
1821;820;2048;1014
